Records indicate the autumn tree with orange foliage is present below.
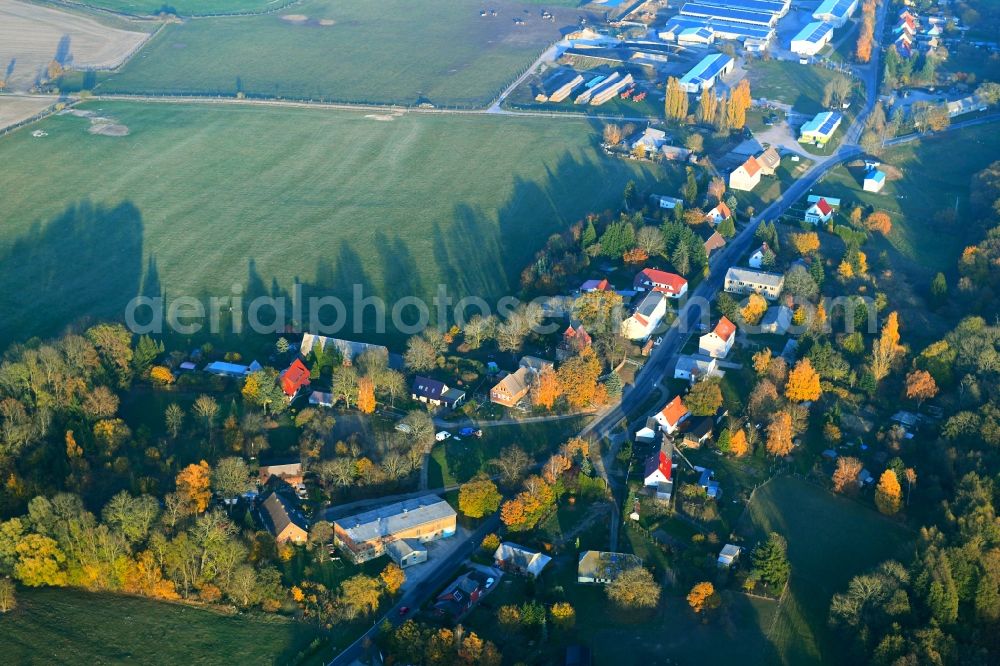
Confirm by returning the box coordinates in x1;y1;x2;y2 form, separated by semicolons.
501;475;555;531
726;79;752;129
532;366;561;411
687;581;720;614
832;456;863;494
557;347;603;410
623;247;649;264
357;377;376;414
543;453;572;484
785;358;822;402
175;460;212;514
729;428;750;457
905;369;938;408
865;211;892;235
766;412;794;458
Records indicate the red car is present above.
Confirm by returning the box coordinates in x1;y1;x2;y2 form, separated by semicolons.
398;606;410;617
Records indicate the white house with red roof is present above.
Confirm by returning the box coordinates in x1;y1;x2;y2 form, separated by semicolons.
805;197;835;224
729;155;762;192
653;395;690;434
643;440;675;501
633;268;688;298
699;316;737;359
705;202;732;226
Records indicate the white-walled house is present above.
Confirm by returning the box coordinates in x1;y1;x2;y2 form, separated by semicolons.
699;317;737;359
729;155;762;191
804;197;835;224
749;242;769;269
633;268;688;298
705;202;733;225
621;291;668;340
674;354;719;382
653;395;690;434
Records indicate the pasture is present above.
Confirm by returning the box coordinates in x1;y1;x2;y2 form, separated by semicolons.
0;0;151;91
746;60;846;115
2;587;322;665
67;0;278;16
739;476;913;665
99;0;569;106
0;101;662;348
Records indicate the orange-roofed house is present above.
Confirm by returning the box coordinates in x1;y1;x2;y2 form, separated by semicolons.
729;155;762;192
653;395;690;434
705;202;732;225
280;358;311;398
699;316;737;359
633;268;688;298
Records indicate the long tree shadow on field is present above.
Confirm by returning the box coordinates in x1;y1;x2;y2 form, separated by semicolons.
0;200;144;349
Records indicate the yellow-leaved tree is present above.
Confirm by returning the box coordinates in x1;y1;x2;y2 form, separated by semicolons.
357;377;376;414
741;293;768;326
785;358;822;402
875;469;902;515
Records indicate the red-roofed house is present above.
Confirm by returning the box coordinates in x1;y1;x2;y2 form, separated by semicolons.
280;358;311;398
644;442;673;485
579;278;612;293
805;197;835;224
705;202;732;225
643;440;674;501
633;268;688;298
729;156;762;192
557;323;592;361
653;395;690;434
699;316;737;359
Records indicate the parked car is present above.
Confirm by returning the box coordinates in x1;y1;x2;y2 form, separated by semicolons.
485;577;495;589
459;427;483;438
398;606;410;616
435;431;451;442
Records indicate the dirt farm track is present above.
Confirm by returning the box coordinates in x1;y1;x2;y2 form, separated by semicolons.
0;0;150;91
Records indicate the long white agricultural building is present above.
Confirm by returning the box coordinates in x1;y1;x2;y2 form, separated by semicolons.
791;21;834;56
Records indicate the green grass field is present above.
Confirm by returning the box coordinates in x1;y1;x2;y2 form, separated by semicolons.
427;417;588;487
57;0;276;15
97;0;566;106
740;476;914;665
2;587;322;665
747;60;845;115
820;124;1000;273
0;102;662;348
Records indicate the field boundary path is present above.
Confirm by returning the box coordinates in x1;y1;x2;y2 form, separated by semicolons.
87;91;664;122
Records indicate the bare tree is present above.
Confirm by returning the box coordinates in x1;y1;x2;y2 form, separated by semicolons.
491;445;531;485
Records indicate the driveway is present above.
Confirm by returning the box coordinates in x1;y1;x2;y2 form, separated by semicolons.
398;524;474;593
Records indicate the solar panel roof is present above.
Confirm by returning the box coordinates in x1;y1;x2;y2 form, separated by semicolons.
681;3;776;26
